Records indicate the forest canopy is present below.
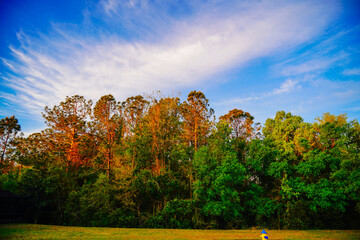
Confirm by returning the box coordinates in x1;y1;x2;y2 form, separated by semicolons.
0;91;359;229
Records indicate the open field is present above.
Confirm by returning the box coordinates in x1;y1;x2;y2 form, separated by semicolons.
0;224;359;240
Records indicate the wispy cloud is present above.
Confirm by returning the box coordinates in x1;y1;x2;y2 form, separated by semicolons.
217;23;360;122
1;0;337;117
279;53;347;76
218;78;301;105
272;79;300;94
274;28;353;77
250;25;360;121
216;76;360;122
343;67;360;76
101;0;118;15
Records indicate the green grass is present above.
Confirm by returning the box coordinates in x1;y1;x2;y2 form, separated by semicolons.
0;224;359;240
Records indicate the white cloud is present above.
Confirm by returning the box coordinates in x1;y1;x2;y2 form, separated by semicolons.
273;28;354;78
218;78;301;106
217;76;360;123
272;79;300;94
343;67;360;76
101;0;119;15
1;0;337;116
22;127;46;137
344;106;360;112
280;53;347;76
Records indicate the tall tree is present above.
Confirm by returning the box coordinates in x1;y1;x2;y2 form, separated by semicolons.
181;90;214;150
263;110;303;155
219;109;260;140
0;116;21;171
42;95;92;167
181;91;214;199
93;94;123;177
122;95;150;169
193;122;246;228
141;97;182;174
121;95;149;136
12;130;56;169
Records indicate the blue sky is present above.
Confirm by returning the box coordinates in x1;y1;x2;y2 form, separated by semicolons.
1;0;360;135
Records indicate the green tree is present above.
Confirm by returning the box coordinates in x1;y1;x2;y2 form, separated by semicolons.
245;138;282;228
193;122;246;228
92;94;123;177
19;164;70;224
121;95;149;169
181;91;214;199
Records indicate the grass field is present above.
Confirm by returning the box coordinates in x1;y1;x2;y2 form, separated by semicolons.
0;224;359;240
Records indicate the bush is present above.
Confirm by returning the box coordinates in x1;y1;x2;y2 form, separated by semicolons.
145;199;195;228
109;208;138;228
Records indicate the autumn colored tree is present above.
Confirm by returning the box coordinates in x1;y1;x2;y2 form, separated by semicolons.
42;95;93;167
141;97;182;174
1;93;359;230
219;109;260;140
180;91;214;199
219;109;261;162
127;97;185;218
181;90;214;150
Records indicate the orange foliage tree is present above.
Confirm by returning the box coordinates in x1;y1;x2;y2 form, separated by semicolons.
42;95;93;167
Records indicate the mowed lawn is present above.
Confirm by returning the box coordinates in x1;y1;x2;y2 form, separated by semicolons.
0;224;359;240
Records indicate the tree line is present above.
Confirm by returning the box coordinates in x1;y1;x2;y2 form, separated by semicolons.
0;90;359;229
